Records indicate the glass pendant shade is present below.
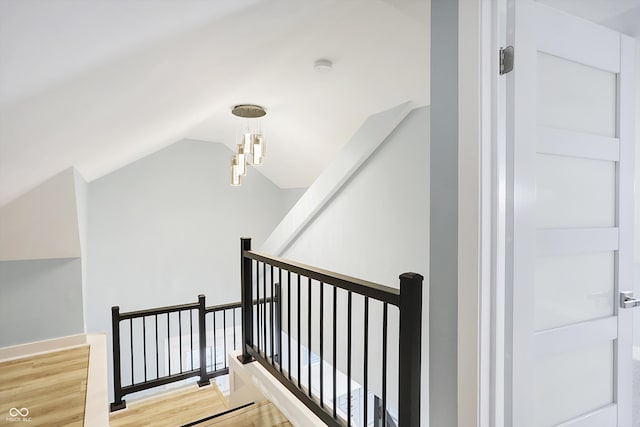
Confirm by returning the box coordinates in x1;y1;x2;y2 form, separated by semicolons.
236;144;247;175
252;135;265;165
242;133;253;153
230;156;241;186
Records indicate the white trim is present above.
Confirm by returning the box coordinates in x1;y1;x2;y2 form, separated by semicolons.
535;3;621;74
228;350;326;427
85;333;110;427
536;228;619;256
615;33;636;427
488;1;508;426
0;333;87;362
533;317;617;358
537;127;620;161
458;0;482;425
260;102;413;256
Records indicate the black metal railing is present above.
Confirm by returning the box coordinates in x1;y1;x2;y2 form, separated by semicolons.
237;238;423;426
110;296;243;411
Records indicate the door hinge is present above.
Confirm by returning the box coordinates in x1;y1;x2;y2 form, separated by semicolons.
500;46;514;75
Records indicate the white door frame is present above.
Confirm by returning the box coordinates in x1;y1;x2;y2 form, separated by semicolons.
457;0;507;426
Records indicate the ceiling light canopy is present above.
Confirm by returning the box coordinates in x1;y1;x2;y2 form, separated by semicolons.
230;104;266;186
232;104;266;118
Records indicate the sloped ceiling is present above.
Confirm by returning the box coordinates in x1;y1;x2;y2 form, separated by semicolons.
538;0;640;36
0;0;429;207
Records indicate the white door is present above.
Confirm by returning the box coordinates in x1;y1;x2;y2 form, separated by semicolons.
506;1;636;426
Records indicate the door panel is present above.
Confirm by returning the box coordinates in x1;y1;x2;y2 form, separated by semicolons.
534;251;615;331
533;340;614;427
535;154;616;228
507;1;636;426
536;52;617;137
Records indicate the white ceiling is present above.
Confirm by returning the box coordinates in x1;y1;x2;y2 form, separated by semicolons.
0;0;429;206
538;0;640;37
1;0;637;208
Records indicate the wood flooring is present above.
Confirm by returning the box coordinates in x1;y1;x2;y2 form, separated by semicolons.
109;384;228;427
196;400;292;427
109;384;292;427
0;345;90;427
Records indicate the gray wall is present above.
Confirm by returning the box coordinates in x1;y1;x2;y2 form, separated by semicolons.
85;139;297;399
282;106;429;422
430;0;458;425
0;258;84;347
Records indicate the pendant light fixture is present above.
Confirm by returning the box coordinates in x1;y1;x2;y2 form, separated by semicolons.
230;104;266;186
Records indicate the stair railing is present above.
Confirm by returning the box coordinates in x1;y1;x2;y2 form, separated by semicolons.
238;237;423;426
110;296;249;411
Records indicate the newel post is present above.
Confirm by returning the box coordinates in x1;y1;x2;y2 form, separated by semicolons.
238;237;254;364
110;306;126;411
398;272;423;425
197;294;210;386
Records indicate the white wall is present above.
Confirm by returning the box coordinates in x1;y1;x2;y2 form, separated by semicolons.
635;41;640;264
74;169;89;332
0;167;86;347
85;139;298;400
0;167;81;261
281;106;429;423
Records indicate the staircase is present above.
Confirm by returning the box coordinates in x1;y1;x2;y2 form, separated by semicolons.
109;383;291;427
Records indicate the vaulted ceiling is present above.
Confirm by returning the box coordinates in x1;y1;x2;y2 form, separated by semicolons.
1;0;637;208
0;0;429;206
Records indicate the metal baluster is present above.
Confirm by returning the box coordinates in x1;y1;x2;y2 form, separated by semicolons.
320;282;324;408
308;277;312;396
382;303;388;426
363;297;369;426
143;316;147;382
179;311;183;374
347;291;352;426
297;274;301;388
263;262;267;356
223;310;227;368
190;309;194;370
233;308;237;350
130;318;134;384
333;286;337;419
167;313;170;376
213;311;217;370
155;314;159;379
288;270;292;381
270;264;274;365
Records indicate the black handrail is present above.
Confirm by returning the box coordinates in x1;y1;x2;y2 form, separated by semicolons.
245;250;400;305
237;237;423;426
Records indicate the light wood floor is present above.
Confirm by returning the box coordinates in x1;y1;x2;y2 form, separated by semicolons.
0;345;90;427
109;383;229;427
197;400;292;427
109;383;292;427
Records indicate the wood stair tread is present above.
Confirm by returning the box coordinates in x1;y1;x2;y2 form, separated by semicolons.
109;383;228;427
